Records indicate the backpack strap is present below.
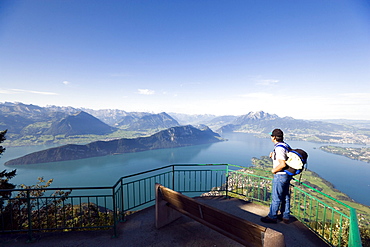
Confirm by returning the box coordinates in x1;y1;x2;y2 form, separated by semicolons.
274;143;291;152
273;143;291;163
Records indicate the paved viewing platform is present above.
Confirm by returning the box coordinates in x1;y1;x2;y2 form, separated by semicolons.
1;196;329;247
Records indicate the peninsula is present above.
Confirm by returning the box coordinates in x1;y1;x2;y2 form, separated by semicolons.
5;125;223;165
320;145;370;163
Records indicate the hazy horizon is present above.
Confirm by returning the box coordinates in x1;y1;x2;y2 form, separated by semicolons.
4;100;370;122
1;1;369;120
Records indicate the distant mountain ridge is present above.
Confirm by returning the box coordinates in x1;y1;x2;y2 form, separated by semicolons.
0;103;179;139
0;102;70;133
218;111;352;135
43;111;117;136
4;125;222;165
117;112;179;130
1;102;370;146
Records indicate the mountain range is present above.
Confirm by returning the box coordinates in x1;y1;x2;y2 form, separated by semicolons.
4;125;222;165
219;111;350;134
116;112;179;130
1;102;370;146
0;102;180;138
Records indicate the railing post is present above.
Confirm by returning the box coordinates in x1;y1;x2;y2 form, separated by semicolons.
225;164;229;198
120;179;125;222
172;165;175;191
112;187;118;238
26;190;34;243
348;208;362;247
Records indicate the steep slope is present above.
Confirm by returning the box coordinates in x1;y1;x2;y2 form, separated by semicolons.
43;111;117;136
0;102;69;134
5;125;222;165
81;108;130;126
0;114;34;134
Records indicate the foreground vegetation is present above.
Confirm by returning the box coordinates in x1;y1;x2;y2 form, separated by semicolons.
1;130;115;233
1;174;115;232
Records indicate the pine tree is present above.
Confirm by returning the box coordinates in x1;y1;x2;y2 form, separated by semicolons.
0;129;17;206
0;129;6;156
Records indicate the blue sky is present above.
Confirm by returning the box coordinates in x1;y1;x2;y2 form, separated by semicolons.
1;0;370;120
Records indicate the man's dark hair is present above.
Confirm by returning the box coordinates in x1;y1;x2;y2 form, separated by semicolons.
275;136;284;142
271;128;284;142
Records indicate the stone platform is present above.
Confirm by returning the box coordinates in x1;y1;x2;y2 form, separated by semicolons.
0;196;329;247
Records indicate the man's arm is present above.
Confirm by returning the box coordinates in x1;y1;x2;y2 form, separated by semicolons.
272;159;286;174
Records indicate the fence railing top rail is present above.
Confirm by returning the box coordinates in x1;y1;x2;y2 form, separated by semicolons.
0;163;357;213
0;163;362;246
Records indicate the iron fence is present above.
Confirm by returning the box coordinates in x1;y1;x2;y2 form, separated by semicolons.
225;165;362;247
0;164;362;246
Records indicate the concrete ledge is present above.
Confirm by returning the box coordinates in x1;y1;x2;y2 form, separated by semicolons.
155;184;285;247
155;185;182;229
263;228;286;247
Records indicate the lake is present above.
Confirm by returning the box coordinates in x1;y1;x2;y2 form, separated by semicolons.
1;132;369;206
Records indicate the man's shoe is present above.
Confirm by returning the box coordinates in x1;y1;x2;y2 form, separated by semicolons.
277;215;290;224
260;216;277;223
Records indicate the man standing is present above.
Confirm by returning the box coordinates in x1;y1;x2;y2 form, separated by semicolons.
261;129;292;224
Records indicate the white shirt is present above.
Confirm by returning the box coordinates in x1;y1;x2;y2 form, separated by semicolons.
273;142;289;174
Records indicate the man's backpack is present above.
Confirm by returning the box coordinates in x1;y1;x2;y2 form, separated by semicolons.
275;145;308;176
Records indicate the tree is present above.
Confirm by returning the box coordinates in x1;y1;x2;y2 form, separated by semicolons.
0;130;17;231
0;129;7;156
0;131;109;231
0;130;17;205
0;130;112;232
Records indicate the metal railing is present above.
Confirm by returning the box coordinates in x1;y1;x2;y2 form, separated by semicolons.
0;186;115;237
225;165;362;247
112;164;228;223
0;164;362;246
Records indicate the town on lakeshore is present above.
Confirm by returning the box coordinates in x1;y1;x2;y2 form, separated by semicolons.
320;146;370;163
